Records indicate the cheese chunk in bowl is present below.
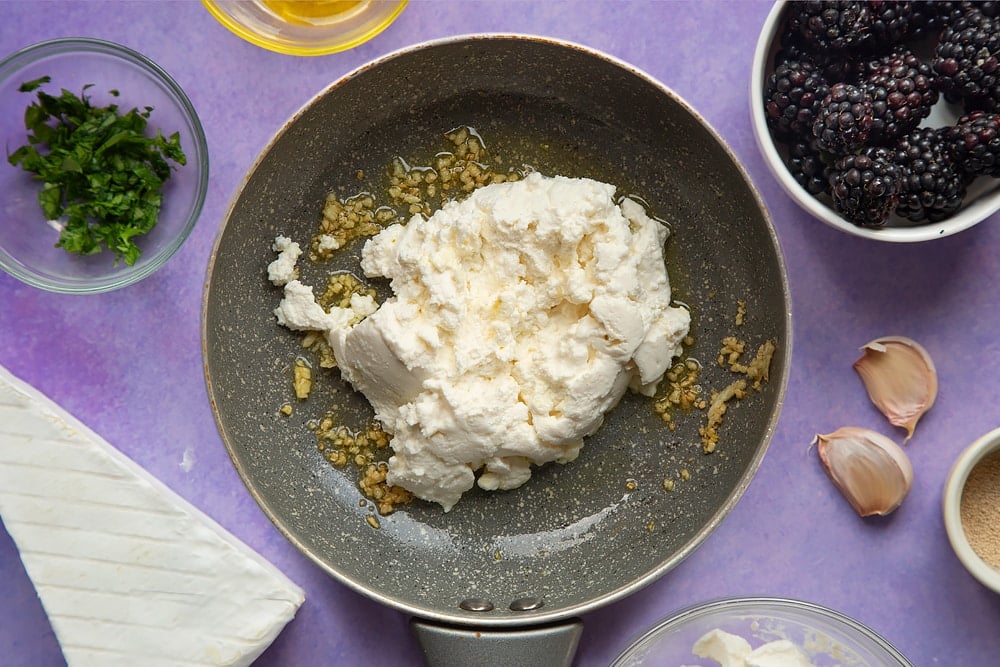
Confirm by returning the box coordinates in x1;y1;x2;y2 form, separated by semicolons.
612;597;912;666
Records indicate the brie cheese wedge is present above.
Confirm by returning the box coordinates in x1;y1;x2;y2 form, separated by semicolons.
0;365;305;666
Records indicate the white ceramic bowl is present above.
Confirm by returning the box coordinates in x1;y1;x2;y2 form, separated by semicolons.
750;0;1000;242
943;427;1000;594
611;597;911;666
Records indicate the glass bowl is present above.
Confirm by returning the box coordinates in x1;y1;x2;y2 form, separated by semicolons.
612;597;912;666
750;0;1000;242
0;38;208;294
202;0;408;56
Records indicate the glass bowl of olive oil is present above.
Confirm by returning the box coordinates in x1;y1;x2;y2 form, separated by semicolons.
202;0;408;56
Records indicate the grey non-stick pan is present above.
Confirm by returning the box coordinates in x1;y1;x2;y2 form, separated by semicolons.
202;35;791;666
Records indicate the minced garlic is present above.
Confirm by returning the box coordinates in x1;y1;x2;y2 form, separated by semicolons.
310;192;391;261
718;336;746;368
653;357;707;429
699;337;777;452
359;462;414;516
725;340;776;390
385;126;527;219
300;331;337;368
316;272;375;312
292;357;312;400
312;416;412;514
700;379;748;454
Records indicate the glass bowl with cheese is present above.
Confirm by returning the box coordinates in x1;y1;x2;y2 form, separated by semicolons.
611;597;912;667
0;38;208;293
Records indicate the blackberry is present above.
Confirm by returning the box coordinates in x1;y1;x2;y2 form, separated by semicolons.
946;110;1000;176
894;127;968;222
786;1;875;54
900;1;950;40
774;28;863;83
932;10;1000;110
812;83;875;154
910;1;999;39
980;0;1000;19
786;138;831;196
765;60;831;141
861;49;938;145
970;2;1000;19
869;0;916;44
828;147;903;226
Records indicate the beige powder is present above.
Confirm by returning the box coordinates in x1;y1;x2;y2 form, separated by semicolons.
961;448;1000;570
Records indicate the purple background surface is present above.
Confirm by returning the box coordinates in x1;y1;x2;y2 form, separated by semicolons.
2;1;1000;665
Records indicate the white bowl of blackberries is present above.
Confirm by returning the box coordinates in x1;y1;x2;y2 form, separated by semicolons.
752;0;1000;242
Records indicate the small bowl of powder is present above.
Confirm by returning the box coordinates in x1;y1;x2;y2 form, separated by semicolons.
943;427;1000;594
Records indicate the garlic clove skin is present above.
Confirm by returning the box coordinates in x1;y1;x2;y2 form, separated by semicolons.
815;426;913;517
853;335;937;442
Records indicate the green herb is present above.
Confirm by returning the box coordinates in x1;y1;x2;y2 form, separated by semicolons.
7;75;186;266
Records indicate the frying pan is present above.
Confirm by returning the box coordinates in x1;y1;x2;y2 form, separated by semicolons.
202;35;791;666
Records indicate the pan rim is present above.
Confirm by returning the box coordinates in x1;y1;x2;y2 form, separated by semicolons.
201;32;793;629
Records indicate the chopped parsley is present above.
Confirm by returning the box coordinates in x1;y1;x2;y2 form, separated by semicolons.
7;76;186;266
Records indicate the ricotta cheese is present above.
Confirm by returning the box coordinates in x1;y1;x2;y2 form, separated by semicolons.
0;365;305;667
267;235;301;286
274;279;377;333
276;172;690;511
316;234;341;253
692;629;816;667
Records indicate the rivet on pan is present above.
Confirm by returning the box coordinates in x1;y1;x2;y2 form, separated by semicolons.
509;597;544;612
459;598;495;612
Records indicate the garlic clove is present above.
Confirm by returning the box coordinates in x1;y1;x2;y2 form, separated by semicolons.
853;335;937;441
814;426;913;517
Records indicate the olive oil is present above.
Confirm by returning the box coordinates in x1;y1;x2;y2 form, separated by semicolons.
261;0;367;26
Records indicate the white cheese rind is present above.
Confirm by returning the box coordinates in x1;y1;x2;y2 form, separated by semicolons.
0;365;305;667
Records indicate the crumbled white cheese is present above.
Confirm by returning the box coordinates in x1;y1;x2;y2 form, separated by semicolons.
316;234;341;253
692;629;816;667
285;172;687;511
267;235;302;286
270;173;689;510
273;279;377;332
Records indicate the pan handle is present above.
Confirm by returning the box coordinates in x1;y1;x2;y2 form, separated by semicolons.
411;617;583;667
